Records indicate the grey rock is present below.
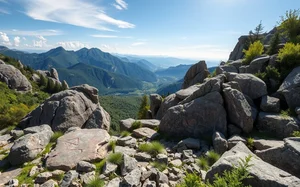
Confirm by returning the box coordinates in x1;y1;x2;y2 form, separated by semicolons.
76;161;96;173
62;80;69;89
175;85;201;100
0;134;13;147
212;131;228;154
6;179;18;187
141;168;157;182
60;170;79;187
102;161;118;176
182;150;193;159
253;138;284;150
117;136;137;148
120;154;138;176
40;179;58;187
150;94;163;118
105;177;121;187
227;73;267;99
223;87;253;133
216;65;238;75
222;81;241;91
206;142;300;187
257;112;299;138
46;129;110;171
277;66;300;111
133;127;159;140
123;168;142;187
156;171;169;184
19;84;110;132
182;61;209;89
255;137;300;178
50;68;59;80
180;74;226;105
142;179;156;187
35;172;52;184
170;159;182;167
177;138;200;150
229;59;243;70
260;95;280;113
115;146;136;156
228;35;248;61
51;170;65;180
0;59;5;64
8;129;53;165
135;152;152;162
80;171;95;185
160;92;227;139
119;118;135;131
139;119;160;129
246;56;270;74
227;124;242;136
156;154;168;165
0;63;32;92
23;124;52;134
84;106;111;132
10;129;24;139
227;135;246;149
156;94;181;120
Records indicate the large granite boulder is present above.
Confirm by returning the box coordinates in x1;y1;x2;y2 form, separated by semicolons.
228;35;248;61
8;125;53;165
149;94;163;119
246;56;270;74
0;63;32;92
175;85;200;100
260;95;280;113
160;91;227;139
277;67;300;111
46;129;110;171
182;61;209;89
156;94;181;120
223;87;253;133
19;84;110;132
179;74;226;105
255;137;300;178
206;142;300;187
227;73;267;99
50;68;59;80
257;112;299;138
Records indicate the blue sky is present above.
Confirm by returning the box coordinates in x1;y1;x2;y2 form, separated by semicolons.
0;0;298;61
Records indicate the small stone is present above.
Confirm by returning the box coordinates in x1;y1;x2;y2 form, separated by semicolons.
106;177;122;187
60;170;78;187
174;153;182;159
35;172;52;184
117;136;137;148
135;152;152;162
142;179;156;187
182;150;193;159
76;161;96;173
123;168;142;187
156;154;168;165
6;179;19;187
40;179;58;187
102;162;118;176
170;159;182;167
80;171;95;184
156;171;168;184
120;154;138;176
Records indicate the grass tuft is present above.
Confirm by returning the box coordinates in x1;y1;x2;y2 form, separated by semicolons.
138;141;165;156
108;140;116;153
84;176;105;187
50;131;64;143
131;121;143;130
94;159;106;175
207;151;220;166
120;131;131;137
197;156;209;171
151;161;167;172
107;152;123;165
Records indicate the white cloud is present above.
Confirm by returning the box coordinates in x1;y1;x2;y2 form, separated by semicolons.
131;42;146;46
21;0;135;31
33;35;48;48
57;41;89;50
113;0;128;10
0;32;11;46
91;34;132;39
22;37;26;40
0;8;9;14
2;29;63;36
14;36;21;46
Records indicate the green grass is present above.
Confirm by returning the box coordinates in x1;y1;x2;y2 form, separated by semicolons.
120;131;131;137
151;161;167;172
107;153;123;165
38;142;55;157
50;131;64;143
197;156;209;171
108;140;117;153
16;163;37;186
131;121;143;130
207;151;220;166
94;159;107;175
84;176;105;187
246;137;254;150
292;131;300;137
138;141;165;156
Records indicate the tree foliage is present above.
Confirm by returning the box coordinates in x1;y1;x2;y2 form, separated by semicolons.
243;41;264;65
267;32;280;55
277;42;300;78
278;9;300;44
137;95;150;119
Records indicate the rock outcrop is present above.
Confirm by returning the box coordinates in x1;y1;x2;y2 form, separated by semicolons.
19;84;110;132
0;63;32;92
160;91;227;138
182;61;209;89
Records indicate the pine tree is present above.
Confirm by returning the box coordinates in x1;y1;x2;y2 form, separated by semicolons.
46;79;55;93
138;95;149;119
267;32;280;55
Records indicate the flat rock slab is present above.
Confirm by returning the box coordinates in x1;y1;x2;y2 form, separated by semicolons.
253;138;284;150
132;127;159;139
0;134;13;147
0;168;22;186
46;129;110;171
176;85;201;100
139;120;160;129
115;146;136;156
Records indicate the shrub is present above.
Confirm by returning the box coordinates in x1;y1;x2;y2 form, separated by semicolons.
138;141;165;156
120;131;131;137
277;43;300;78
292;131;300;137
50;131;64;143
196;156;209;171
137;95;150;119
207;151;220;166
242;41;264;65
177;173;203;187
107;152;123;165
267;32;280;55
85;177;105;187
94;159;106;174
131;121;143;130
246;137;254;150
280;109;294;118
278;9;300;44
151;161;167;172
108;140;116;153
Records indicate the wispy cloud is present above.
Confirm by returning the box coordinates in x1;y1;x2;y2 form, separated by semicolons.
0;32;11;46
113;0;128;10
57;41;89;50
2;29;63;36
131;42;146;46
20;0;135;31
0;8;10;14
91;34;132;39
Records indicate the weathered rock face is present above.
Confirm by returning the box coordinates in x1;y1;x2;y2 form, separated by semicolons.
255;137;300;178
8;125;53;165
0;63;32;92
50;68;59;81
260;95;280;113
228;35;248;61
277;67;300;111
206;142;300;187
257;112;299;138
175;85;200;100
19;84;110;132
223;87;253;133
245;56;270;74
227;73;267;99
46;129;110;171
212;132;228;155
216;65;238;75
149;94;162;119
182;61;209;89
156;94;181;120
160;92;227;139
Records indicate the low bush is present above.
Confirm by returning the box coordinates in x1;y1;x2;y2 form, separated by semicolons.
207;151;220;166
120;131;131;137
131;121;143;130
151;161;167;171
50;131;64;143
242;41;264;65
246;137;254;150
292;131;300;137
277;42;300;78
108;140;116;153
138;141;165;156
85;177;105;187
197;156;209;171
